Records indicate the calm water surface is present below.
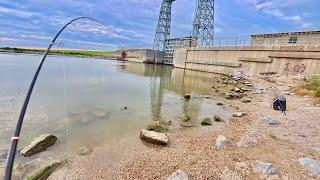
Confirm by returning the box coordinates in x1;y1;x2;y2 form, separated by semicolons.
0;53;234;173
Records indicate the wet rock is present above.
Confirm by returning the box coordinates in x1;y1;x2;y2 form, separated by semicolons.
180;114;190;122
261;117;281;126
140;129;169;145
21;134;57;157
26;159;66;180
77;147;93;156
147;122;168;133
201;118;212;126
214;115;224;122
232;112;246;117
215;135;229;147
183;94;191;100
216;102;224;106
167;169;189;180
242;99;251;103
298;157;320;176
255;160;278;175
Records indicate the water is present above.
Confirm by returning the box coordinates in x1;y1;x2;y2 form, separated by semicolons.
0;53;234;176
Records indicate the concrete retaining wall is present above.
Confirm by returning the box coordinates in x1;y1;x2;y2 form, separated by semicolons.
173;46;320;75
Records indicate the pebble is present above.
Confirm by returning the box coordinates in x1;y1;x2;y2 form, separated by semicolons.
167;169;189;180
255;160;278;175
215;135;229;147
298;157;320;176
261;117;281;126
232;112;246;117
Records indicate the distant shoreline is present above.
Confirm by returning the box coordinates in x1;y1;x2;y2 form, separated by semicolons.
0;47;119;60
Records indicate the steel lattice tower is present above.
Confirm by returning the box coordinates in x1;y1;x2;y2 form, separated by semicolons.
192;0;215;47
152;0;175;63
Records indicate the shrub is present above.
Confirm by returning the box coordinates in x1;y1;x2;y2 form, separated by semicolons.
315;87;320;97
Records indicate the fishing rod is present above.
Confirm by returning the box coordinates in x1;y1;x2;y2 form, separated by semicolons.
4;17;116;180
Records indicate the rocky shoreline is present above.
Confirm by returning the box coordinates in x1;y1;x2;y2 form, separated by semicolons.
3;73;320;179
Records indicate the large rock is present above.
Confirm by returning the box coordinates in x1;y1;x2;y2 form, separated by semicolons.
215;135;229;147
140;129;169;145
261;117;281;126
26;160;66;180
255;160;278;175
21;134;57;157
298;157;320;176
167;169;189;180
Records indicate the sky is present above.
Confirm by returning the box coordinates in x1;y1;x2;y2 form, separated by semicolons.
0;0;319;50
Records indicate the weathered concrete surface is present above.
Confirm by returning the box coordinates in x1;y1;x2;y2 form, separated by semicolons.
173;46;320;75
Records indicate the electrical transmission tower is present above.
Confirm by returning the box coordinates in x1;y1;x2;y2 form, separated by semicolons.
192;0;215;47
152;0;175;63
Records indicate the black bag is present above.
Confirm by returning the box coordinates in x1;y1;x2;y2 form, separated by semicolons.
273;94;286;112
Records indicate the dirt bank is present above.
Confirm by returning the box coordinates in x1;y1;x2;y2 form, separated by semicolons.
50;74;320;179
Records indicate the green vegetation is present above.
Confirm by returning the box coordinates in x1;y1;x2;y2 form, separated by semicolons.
315;87;320;97
292;75;320;103
0;47;112;57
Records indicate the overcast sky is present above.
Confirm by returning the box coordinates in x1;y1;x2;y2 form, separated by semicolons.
0;0;319;50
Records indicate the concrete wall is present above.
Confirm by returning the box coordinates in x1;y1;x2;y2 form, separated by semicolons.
251;33;320;46
173;46;320;75
123;49;163;63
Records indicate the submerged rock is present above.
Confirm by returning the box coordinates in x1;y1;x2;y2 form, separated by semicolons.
214;115;224;122
215;135;229;147
26;159;66;180
255;160;278;175
167;169;189;180
298;157;320;176
183;94;191;100
216;102;224;106
261;117;281;126
180;114;190;122
91;109;107;118
140;129;169;145
77;147;93;156
201;118;212;126
21;134;57;157
147;122;168;133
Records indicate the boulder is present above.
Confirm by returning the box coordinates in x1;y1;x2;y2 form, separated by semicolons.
21;134;57;157
140;129;169;145
255;160;278;175
214;115;224;122
180;114;190;122
215;135;229;147
298;157;320;176
232;112;246;117
261;117;281;126
147;122;168;133
77;147;93;156
167;169;189;180
26;160;66;180
201;118;212;126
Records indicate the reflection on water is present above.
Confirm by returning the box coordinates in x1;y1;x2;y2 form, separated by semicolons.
0;54;234;176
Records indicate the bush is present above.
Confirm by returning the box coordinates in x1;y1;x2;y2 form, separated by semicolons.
315;87;320;97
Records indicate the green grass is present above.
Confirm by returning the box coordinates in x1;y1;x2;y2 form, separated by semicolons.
0;47;112;57
315;87;320;97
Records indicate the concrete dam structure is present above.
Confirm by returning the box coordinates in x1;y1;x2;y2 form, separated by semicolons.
173;45;320;75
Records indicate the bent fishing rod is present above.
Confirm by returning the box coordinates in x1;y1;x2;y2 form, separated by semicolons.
4;17;116;180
